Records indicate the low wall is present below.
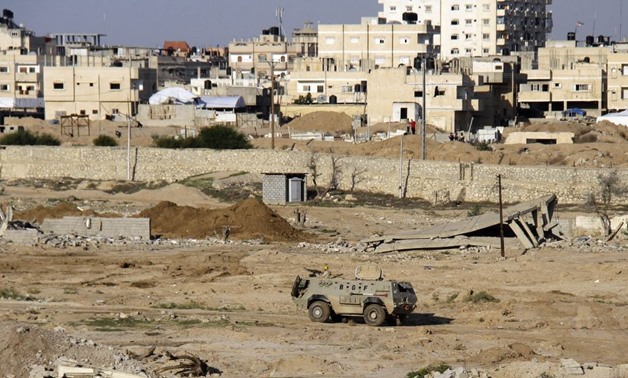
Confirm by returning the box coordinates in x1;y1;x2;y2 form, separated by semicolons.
40;216;150;239
1;146;627;205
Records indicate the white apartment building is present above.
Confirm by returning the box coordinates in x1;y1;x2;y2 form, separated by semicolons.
378;0;553;59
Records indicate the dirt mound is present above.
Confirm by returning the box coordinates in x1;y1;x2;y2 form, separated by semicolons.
0;322;147;376
138;197;303;241
13;202;98;224
473;343;539;365
284;111;353;135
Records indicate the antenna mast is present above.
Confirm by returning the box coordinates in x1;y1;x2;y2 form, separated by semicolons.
276;7;285;39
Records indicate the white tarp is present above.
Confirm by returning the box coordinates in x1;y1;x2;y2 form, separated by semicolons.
148;87;197;105
596;110;628;127
199;96;245;109
0;97;44;108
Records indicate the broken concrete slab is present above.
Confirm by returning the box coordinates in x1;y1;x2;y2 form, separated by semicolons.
363;195;560;252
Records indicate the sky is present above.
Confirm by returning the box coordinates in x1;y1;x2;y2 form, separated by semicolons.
3;0;626;48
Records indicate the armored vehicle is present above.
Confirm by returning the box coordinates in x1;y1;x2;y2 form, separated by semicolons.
291;265;417;326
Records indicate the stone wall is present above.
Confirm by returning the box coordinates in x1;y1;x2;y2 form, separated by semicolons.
40;216;150;239
1;146;627;205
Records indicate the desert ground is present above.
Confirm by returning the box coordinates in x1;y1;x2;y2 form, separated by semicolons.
0;176;627;378
1;113;627;377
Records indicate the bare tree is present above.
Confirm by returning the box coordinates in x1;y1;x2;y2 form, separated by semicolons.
349;165;367;192
326;155;342;193
586;170;624;236
307;153;321;197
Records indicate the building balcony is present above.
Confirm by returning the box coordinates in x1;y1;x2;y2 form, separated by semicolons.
15;73;38;82
497;24;506;32
518;91;551;102
523;69;551;80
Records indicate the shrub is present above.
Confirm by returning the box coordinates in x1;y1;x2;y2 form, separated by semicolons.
464;290;500;303
93;135;119;146
152;125;252;150
0;129;60;146
407;363;451;378
467;204;483;217
474;140;491;151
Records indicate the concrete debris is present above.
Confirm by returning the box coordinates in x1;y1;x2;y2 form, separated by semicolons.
362;195;565;252
561;358;585;375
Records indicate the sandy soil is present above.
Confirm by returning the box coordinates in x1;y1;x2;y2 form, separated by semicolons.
1;180;627;378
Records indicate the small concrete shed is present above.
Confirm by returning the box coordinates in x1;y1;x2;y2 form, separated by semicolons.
262;172;307;205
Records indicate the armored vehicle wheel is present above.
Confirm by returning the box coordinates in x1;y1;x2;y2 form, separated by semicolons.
363;304;386;326
308;301;331;323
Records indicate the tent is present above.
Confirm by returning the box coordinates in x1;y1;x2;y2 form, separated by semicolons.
596;110;628;127
148;87;198;105
198;96;246;109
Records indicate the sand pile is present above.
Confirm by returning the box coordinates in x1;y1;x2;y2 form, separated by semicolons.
14;202;99;224
139;197;303;241
284;111;353;135
0;322;147;376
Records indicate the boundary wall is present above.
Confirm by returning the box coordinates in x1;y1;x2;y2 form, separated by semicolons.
1;146;627;205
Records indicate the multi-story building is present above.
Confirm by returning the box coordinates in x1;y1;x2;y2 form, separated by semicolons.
229;28;297;78
377;0;553;59
0;9;54;55
43;65;156;120
317;19;438;71
0;53;46;110
517;40;624;117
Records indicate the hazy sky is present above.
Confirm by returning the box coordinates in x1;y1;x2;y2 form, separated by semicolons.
4;0;627;48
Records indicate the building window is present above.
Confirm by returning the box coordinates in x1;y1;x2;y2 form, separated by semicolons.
350;36;360;44
92;109;98;115
342;85;353;93
0;66;8;73
237;56;243;63
483;19;490;26
466;19;473;25
53;82;64;90
258;54;267;62
375;37;385;44
451;19;459;26
451;34;459;40
483;33;490;40
425;5;432;13
325;37;335;44
622;87;628;99
435;87;446;96
554;83;562;88
400;37;410;44
406;6;412;11
414;90;423;97
302;85;311;92
574;84;590;92
483;48;490;54
317;85;324;93
482;4;490;11
451;48;460;55
79;110;86;115
622;64;628;75
390;6;396;11
451;5;459;11
110;83;121;90
465;4;473;11
0;84;9;91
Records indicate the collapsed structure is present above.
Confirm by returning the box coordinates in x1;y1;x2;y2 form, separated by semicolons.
362;195;560;252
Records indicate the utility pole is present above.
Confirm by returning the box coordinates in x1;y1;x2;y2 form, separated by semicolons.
268;60;277;150
398;134;404;198
421;56;427;160
497;174;505;258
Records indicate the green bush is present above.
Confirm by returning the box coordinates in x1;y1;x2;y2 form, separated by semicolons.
152;125;252;150
93;135;119;146
464;290;500;303
0;129;60;146
467;204;483;217
407;363;451;378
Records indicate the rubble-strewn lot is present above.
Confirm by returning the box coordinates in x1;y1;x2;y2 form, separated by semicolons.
0;180;627;378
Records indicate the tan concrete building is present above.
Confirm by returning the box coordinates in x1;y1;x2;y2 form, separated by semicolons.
0;53;45;108
517;40;624;117
229;29;297;78
377;0;552;60
43;65;156;120
317;20;437;71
